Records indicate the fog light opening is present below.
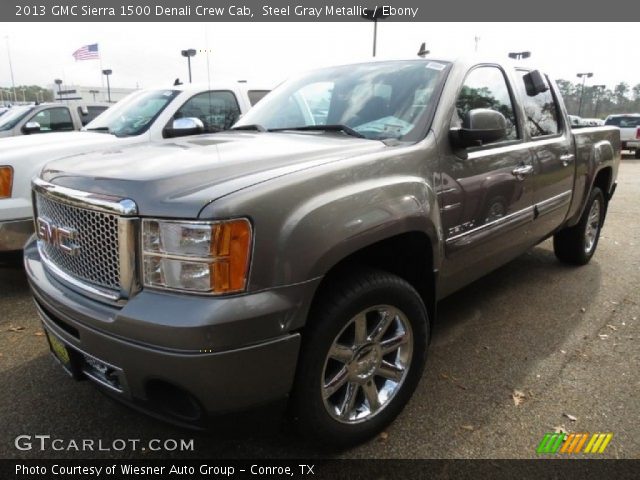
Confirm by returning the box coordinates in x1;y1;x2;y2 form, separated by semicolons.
146;380;203;422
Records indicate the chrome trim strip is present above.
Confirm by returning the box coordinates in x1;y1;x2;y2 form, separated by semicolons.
37;241;123;304
118;218;140;299
446;206;534;245
33;177;138;216
535;190;572;216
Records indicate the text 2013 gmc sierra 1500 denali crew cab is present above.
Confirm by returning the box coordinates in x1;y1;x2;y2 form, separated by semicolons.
0;81;268;252
24;57;620;446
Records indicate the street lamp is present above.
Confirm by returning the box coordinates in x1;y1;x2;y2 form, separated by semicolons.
577;72;593;117
102;69;113;103
508;51;531;60
417;42;430;58
181;49;196;83
361;9;389;57
592;84;606;118
54;79;63;101
89;89;99;102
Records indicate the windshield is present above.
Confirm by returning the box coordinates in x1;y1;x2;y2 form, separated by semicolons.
84;89;180;137
235;60;450;141
0;106;35;131
605;116;640;128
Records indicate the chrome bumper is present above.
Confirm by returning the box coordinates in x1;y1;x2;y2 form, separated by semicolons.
0;218;33;251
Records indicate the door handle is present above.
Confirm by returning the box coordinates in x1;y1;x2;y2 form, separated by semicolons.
560;153;575;166
512;165;534;180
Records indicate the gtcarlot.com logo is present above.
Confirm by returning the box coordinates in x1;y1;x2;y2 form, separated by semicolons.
14;435;195;452
537;432;613;454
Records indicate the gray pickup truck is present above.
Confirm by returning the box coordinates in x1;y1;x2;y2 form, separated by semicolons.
24;56;620;446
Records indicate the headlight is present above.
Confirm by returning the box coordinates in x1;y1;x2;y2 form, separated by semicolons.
141;218;252;294
0;166;13;199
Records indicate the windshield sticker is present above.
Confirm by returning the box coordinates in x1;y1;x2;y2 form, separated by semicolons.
426;62;446;71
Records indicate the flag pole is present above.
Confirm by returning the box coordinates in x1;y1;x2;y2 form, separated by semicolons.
99;43;104;89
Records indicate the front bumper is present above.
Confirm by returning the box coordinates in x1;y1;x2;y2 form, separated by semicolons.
24;238;318;426
0;218;33;251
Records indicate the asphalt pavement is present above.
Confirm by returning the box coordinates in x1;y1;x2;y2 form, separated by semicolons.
1;159;638;459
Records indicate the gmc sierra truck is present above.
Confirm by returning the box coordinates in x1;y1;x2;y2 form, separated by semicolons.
24;57;620;446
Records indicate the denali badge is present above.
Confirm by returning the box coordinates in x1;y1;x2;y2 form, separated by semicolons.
36;217;80;256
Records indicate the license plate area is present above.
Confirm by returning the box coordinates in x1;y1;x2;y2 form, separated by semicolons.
44;328;124;392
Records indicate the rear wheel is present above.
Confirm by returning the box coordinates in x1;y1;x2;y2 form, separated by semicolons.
553;187;605;265
290;268;429;447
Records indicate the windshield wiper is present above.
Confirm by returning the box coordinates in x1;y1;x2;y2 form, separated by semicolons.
230;124;267;132
270;124;366;139
85;126;112;134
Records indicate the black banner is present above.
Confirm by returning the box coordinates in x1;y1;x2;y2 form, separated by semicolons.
4;0;640;22
3;459;640;480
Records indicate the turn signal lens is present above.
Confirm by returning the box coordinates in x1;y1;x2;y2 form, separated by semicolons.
0;166;13;199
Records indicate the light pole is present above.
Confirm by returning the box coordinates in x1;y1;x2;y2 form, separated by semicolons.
54;79;63;102
89;89;99;102
361;9;389;57
4;36;17;103
102;69;112;103
508;51;531;60
577;72;593;117
181;49;196;83
592;84;606;118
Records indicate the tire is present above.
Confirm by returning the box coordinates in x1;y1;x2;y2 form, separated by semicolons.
553;186;605;265
635;149;640;159
290;268;429;447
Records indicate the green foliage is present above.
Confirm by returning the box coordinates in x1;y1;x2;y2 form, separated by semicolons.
557;79;640;118
0;85;54;104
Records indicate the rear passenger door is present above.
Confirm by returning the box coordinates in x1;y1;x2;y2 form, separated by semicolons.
439;65;535;284
515;70;575;238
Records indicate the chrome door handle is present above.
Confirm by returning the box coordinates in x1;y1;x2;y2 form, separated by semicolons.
560;153;575;166
512;165;534;180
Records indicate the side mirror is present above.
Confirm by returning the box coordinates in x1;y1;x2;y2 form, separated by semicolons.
22;121;41;134
450;109;507;149
164;117;204;138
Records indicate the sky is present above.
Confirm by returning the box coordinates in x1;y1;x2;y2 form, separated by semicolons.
0;22;638;91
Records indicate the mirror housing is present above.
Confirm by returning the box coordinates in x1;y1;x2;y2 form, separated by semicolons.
22;121;41;134
523;70;548;96
450;109;508;149
164;117;204;138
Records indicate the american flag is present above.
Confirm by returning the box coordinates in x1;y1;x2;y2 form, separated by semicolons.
72;43;99;61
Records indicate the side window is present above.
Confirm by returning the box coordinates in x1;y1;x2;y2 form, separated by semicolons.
454;66;518;142
517;71;559;137
78;106;108;126
31;108;74;132
174;91;241;132
247;90;270;106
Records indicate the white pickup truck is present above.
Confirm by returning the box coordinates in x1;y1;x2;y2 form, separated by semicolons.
604;113;640;158
0;102;109;138
0;81;270;251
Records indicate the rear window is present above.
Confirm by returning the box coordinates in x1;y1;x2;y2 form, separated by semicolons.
605;116;640;127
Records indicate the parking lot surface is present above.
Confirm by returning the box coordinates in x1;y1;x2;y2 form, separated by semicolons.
1;159;639;459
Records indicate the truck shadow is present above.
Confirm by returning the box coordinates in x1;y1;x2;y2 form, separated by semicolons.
0;242;602;459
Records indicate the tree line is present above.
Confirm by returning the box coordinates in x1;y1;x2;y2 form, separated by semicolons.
0;85;54;104
557;79;640;119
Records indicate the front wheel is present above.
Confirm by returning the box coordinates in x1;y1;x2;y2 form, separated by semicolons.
553;186;605;265
290;268;429;447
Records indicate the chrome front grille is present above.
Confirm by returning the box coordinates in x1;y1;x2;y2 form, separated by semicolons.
32;178;139;304
35;192;121;291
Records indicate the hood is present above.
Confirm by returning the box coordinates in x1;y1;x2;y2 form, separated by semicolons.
0;131;120;158
41;132;386;218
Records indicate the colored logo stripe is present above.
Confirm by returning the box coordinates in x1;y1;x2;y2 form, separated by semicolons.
537;432;613;454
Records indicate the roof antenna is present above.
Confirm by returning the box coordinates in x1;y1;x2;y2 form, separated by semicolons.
417;42;430;58
173;78;183;86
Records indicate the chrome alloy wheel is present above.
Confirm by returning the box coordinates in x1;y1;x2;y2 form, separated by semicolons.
584;198;601;254
321;305;413;424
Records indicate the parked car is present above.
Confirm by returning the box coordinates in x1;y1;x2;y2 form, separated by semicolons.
0;102;109;139
0;81;269;252
604;113;640;158
24;57;619;446
582;117;604;126
0;107;9;117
